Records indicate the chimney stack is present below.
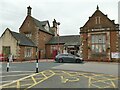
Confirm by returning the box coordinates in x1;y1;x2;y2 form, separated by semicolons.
27;6;32;16
52;19;60;36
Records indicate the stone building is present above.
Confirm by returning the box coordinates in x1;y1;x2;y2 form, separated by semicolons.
19;6;56;59
46;35;81;58
0;28;36;61
80;6;120;61
0;6;81;61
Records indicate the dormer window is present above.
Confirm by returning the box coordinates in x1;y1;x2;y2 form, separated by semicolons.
44;24;49;31
95;17;101;24
25;33;32;39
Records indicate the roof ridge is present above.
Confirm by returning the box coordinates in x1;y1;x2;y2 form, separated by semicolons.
60;35;80;37
81;7;116;28
31;16;54;35
11;31;36;47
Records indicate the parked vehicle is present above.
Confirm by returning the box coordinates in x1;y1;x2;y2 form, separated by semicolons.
55;53;83;63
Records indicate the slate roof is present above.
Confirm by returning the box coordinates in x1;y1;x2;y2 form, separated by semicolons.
40;21;48;26
47;35;81;45
32;17;54;35
81;6;116;29
11;31;36;47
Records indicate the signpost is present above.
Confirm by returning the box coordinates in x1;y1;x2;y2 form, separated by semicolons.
111;52;120;58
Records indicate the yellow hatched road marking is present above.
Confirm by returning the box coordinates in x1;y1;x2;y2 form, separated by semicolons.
25;70;55;89
90;83;105;88
31;76;37;84
91;77;118;83
89;75;118;88
4;83;32;88
88;77;91;87
0;70;119;89
111;80;116;88
17;81;20;88
1;73;38;88
79;74;90;78
0;70;55;88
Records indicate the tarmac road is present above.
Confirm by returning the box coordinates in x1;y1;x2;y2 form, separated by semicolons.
0;61;119;89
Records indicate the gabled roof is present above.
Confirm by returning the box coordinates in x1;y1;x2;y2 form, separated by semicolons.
32;17;54;35
81;6;116;29
19;15;54;35
47;35;81;45
1;28;36;47
11;31;36;47
41;21;49;26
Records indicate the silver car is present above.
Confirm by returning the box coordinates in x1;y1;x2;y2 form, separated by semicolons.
55;53;83;63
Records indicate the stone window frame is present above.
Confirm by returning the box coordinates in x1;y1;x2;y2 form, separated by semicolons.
95;16;101;24
24;47;32;57
91;34;106;54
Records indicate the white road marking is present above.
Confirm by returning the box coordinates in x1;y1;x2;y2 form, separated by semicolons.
0;80;16;83
0;71;34;74
0;73;32;78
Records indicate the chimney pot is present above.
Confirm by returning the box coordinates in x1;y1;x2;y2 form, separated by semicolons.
27;6;32;16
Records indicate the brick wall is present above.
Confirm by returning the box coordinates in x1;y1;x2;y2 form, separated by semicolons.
19;46;36;61
80;8;119;61
37;31;53;58
19;15;54;59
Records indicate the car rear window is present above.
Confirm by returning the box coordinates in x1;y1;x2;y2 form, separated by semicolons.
59;54;68;56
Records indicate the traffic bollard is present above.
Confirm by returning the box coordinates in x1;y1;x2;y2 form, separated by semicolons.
7;59;9;72
36;59;39;73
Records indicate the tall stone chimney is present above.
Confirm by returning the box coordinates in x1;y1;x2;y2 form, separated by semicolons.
52;19;60;36
53;19;57;28
27;6;32;16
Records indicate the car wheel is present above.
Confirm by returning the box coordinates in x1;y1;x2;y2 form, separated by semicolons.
76;59;80;63
59;58;63;63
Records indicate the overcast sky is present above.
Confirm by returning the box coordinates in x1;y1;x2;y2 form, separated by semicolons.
0;0;119;36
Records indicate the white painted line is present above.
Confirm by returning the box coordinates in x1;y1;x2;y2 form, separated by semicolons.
0;71;34;74
0;80;15;83
10;71;34;73
0;73;32;78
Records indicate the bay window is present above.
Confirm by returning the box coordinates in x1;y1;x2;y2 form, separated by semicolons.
91;34;106;54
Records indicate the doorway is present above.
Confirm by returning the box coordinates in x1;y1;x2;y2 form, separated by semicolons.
2;46;11;58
